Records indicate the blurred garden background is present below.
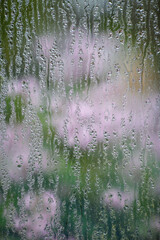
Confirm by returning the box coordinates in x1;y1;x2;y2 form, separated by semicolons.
0;0;160;239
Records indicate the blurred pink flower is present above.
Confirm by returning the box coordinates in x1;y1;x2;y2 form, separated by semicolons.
150;216;160;233
39;30;122;83
2;125;48;181
51;81;122;148
51;81;160;153
14;191;58;239
123;152;143;182
39;35;54;58
8;77;41;107
104;188;134;209
62;31;115;82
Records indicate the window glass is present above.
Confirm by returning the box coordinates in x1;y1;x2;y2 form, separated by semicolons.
0;0;160;239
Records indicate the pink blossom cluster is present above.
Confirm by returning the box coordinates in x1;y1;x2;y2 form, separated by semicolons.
8;77;41;107
14;191;58;239
150;216;160;233
39;35;55;59
51;81;160;154
2;125;47;181
62;30;119;83
104;188;134;209
39;30;123;83
51;81;124;147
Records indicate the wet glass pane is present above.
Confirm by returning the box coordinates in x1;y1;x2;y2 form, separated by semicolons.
0;0;160;239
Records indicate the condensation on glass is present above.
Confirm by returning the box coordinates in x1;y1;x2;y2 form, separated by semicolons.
0;0;160;239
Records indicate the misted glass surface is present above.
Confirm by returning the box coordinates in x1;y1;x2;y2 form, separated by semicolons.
0;0;160;239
